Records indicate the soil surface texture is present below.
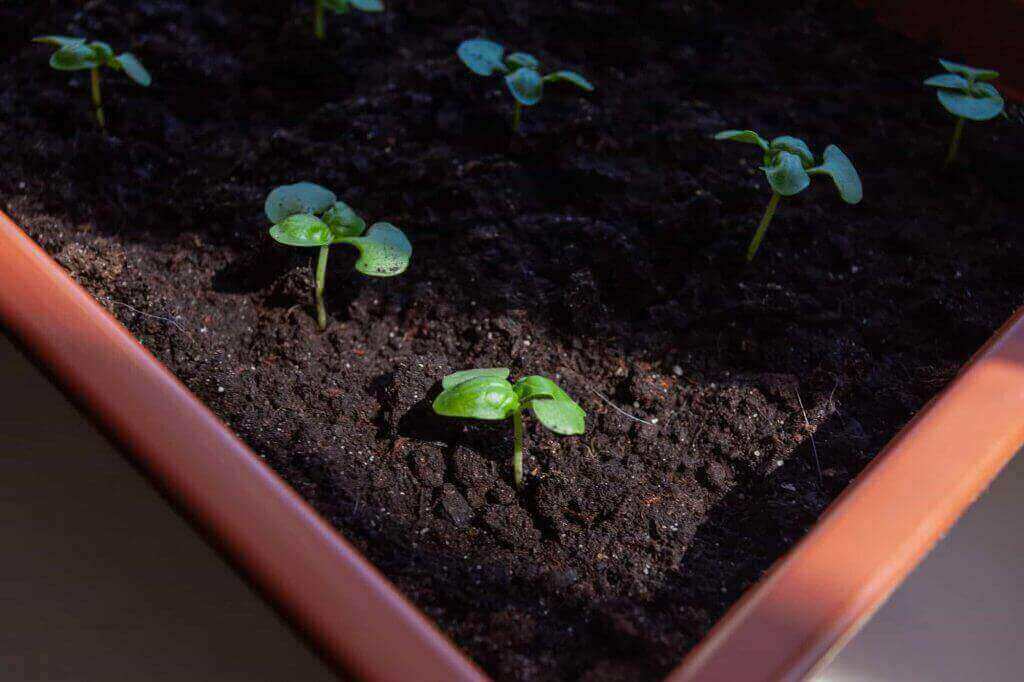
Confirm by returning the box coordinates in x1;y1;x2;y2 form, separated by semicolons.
2;1;1022;679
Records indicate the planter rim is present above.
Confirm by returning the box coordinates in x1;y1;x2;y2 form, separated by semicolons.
667;307;1024;681
0;209;487;682
3;200;1023;682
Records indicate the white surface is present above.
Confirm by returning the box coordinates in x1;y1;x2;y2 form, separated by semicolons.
817;449;1024;681
0;335;335;681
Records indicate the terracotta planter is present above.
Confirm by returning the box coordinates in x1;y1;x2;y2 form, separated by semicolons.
3;7;1023;680
4;208;1024;681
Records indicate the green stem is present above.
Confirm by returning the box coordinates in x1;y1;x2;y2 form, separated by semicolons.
315;245;329;330
944;117;965;168
90;67;105;129
747;191;781;262
314;0;325;40
512;101;522;134
512;410;524;489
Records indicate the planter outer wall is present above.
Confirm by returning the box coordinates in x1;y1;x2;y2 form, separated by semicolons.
0;210;487;682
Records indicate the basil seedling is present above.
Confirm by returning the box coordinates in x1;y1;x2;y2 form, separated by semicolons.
456;39;594;133
715;131;863;261
33;36;151;129
433;368;585;489
265;182;411;330
924;59;1005;167
312;0;383;40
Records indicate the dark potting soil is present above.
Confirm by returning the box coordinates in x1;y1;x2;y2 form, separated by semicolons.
2;0;1023;679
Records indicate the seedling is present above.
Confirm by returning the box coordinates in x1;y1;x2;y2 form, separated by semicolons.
433;368;585;489
312;0;383;40
456;39;594;133
265;182;411;330
714;131;863;261
924;59;1005;167
33;36;151;129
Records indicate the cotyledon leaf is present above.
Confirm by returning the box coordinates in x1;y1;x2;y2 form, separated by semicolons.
542;70;594;91
457;39;506;76
513;375;560;403
505;67;543;105
769;136;814;167
33;35;86;48
432;376;519;420
809;145;863;204
264;182;337;223
715;129;770;151
335;222;411;276
939;59;999;82
322;200;366;238
936;87;1004;121
116;53;151;86
268;214;333;247
762;151;810;196
531;395;585;435
442;368;511;390
924;73;969;90
49;42;102;70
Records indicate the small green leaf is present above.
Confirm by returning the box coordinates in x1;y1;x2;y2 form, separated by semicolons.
323;0;351;13
924;73;969;90
432;376;519;421
49;43;101;70
531;394;585;435
715;129;769;152
442;368;511;390
513;376;559;403
505;67;543;106
939;59;999;82
506;52;539;70
89;41;115;63
769;136;814;167
349;0;384;11
457;39;506;76
322;200;366;238
336;222;411;277
33;35;86;48
264;182;337;223
763;151;810;196
442;366;509;387
542;70;594;91
116;53;151;86
269;214;333;247
809;145;863;205
936;88;1004;121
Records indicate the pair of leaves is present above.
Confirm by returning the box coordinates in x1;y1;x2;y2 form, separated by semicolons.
715;130;862;204
456;38;594;107
34;36;151;86
433;368;586;435
323;0;384;14
924;59;1004;121
265;182;411;277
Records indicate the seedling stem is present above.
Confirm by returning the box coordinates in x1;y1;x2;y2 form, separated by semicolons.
944;117;965;168
314;0;326;40
512;100;522;133
748;191;781;262
90;67;104;128
512;410;525;489
315;245;329;330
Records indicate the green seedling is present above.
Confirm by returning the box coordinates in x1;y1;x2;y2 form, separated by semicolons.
433;368;585;489
312;0;383;40
456;39;594;133
924;59;1005;167
265;182;411;330
714;131;863;261
33;35;151;129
